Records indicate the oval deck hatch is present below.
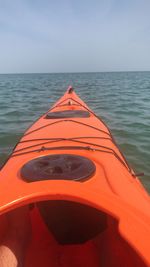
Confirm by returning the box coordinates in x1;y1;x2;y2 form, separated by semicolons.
45;110;90;119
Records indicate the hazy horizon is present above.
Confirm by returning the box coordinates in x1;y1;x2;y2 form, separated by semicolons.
1;70;150;75
1;0;150;73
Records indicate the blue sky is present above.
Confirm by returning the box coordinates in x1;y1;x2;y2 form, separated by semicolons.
0;0;150;73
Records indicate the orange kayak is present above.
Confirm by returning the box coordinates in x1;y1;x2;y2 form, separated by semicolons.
0;87;150;267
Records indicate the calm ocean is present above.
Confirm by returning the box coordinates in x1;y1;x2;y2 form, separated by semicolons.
0;72;149;192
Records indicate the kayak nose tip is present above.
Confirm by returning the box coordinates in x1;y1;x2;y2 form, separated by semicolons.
67;86;74;94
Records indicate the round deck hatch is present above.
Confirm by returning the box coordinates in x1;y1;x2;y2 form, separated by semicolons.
21;154;96;182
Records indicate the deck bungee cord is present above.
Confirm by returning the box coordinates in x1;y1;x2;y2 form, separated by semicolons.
8;95;131;172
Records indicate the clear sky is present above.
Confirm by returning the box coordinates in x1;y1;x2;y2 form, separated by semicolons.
0;0;150;73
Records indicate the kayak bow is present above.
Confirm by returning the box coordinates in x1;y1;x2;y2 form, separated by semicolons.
0;87;150;267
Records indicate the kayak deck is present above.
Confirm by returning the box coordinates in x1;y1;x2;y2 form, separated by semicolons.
0;87;150;266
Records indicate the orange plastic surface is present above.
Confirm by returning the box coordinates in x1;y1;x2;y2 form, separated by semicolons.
0;87;150;265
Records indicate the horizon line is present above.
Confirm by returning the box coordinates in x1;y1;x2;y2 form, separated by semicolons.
0;70;150;75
